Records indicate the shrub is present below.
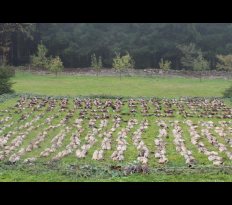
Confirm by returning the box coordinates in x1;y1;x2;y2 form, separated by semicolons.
223;84;232;98
49;56;64;77
124;74;132;77
91;54;103;76
0;65;15;95
113;52;133;81
159;58;171;78
216;54;232;79
30;43;51;69
193;51;210;82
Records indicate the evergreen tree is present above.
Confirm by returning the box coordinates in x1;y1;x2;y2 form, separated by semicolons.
0;65;15;95
177;43;199;71
30;42;51;69
193;51;210;82
2;23;232;70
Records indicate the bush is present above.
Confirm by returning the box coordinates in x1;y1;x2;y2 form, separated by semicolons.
30;43;51;69
91;54;103;76
223;84;232;98
49;56;64;77
124;74;132;77
0;65;15;95
113;52;133;81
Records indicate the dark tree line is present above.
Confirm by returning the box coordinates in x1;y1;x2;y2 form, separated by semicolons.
1;23;232;69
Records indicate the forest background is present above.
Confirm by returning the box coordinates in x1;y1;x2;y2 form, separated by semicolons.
1;23;232;70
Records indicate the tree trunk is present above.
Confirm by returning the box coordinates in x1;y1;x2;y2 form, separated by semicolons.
176;57;179;70
2;54;6;65
77;56;79;68
12;32;18;66
70;54;74;68
154;53;157;68
212;59;215;69
3;34;9;65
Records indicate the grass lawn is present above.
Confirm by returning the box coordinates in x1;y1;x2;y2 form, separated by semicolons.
12;71;232;98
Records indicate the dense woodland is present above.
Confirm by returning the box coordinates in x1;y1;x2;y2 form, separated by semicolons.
1;23;232;69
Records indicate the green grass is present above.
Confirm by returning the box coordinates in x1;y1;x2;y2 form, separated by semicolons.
1;170;232;182
1;70;232;182
12;70;231;98
1;97;232;182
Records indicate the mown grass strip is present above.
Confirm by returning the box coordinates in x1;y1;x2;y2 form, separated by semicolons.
11;70;232;98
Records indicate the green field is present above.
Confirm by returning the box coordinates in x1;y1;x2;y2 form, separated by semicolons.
12;71;231;98
1;71;232;182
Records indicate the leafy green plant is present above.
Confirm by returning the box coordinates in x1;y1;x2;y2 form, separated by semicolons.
113;52;133;81
91;54;103;76
49;56;64;77
124;74;132;77
223;84;232;98
159;58;171;78
30;42;51;70
193;51;210;82
177;43;199;71
30;42;64;77
0;65;15;95
216;54;232;79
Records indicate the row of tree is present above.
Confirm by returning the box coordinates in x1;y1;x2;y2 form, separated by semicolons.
1;23;232;69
